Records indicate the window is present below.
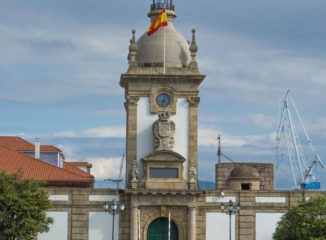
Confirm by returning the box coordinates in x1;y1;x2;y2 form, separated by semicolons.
241;183;250;190
150;168;178;178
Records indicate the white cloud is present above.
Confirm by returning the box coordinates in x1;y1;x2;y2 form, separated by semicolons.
197;30;326;109
245;114;277;129
86;157;125;180
200;113;277;129
198;126;277;151
198;126;246;147
0;18;128;103
53;126;125;138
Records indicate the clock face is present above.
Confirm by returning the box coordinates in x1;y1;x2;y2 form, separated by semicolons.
156;93;171;107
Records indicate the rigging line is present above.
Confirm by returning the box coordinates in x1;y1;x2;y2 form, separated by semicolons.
284;125;298;188
221;153;234;162
290;96;325;168
286;99;305;182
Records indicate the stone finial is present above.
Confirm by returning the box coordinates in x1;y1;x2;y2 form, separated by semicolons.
153;111;175;150
190;29;198;52
189;29;198;71
128;29;138;68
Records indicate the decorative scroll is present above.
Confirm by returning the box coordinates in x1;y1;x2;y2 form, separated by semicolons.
153;112;175;150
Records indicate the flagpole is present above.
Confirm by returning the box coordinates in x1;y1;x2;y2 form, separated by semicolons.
168;213;171;240
138;208;140;240
163;26;166;74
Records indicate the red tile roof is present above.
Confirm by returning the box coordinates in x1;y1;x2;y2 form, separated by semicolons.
0;136;33;147
63;162;92;178
0;137;94;186
0;137;62;152
7;145;62;152
0;146;93;182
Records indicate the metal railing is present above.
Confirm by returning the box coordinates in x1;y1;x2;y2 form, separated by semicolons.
151;2;175;11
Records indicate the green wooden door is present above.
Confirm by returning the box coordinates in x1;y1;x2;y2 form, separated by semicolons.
147;217;178;240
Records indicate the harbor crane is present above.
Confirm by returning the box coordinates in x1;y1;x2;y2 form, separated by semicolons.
276;90;325;190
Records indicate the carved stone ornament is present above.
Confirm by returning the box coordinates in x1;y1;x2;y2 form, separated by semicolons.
126;96;140;105
189;160;197;182
153;112;175;150
187;97;200;107
131;159;139;181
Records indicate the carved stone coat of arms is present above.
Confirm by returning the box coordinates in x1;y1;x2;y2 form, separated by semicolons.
153;112;175;150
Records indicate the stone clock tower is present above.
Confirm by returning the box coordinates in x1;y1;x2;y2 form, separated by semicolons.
120;1;205;239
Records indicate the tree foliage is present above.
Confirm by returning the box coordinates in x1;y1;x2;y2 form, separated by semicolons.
273;196;326;240
0;170;53;240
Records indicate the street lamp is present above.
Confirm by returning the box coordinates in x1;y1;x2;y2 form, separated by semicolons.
220;200;240;240
103;199;125;240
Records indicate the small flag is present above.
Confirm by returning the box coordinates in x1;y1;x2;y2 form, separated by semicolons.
147;8;168;36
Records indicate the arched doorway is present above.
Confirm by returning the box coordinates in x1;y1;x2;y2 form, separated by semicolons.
147;217;178;240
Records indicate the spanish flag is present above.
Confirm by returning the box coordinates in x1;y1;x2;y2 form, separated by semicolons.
147;8;168;36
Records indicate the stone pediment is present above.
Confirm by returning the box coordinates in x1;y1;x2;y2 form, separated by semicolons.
142;150;185;163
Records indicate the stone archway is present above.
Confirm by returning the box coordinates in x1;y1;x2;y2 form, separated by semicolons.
147;217;178;240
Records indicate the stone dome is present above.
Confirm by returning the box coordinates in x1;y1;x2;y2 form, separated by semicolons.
136;11;191;68
229;166;260;178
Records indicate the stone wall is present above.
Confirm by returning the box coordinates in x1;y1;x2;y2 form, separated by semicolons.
203;190;326;240
45;187;119;240
215;162;274;191
45;187;326;240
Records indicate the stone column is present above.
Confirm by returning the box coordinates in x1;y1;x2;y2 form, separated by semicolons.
188;206;196;240
187;97;200;188
125;96;139;188
130;205;138;240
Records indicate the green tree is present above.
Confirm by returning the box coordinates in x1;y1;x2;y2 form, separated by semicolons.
0;170;53;240
273;196;326;240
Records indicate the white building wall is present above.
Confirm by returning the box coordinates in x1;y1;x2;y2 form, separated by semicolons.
256;197;286;203
137;97;189;179
89;212;119;240
38;212;68;240
256;213;283;240
170;98;189;179
89;195;119;201
48;195;69;201
137;97;156;178
206;196;236;203
206;212;235;240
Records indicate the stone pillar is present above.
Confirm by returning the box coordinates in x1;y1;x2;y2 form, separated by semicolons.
188;206;196;240
124;96;139;188
187;97;200;188
130;205;138;240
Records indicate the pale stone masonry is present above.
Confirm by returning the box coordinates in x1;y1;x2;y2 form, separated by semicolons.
47;187;326;240
216;162;274;191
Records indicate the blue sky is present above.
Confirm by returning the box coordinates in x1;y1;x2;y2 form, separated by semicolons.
1;0;326;189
